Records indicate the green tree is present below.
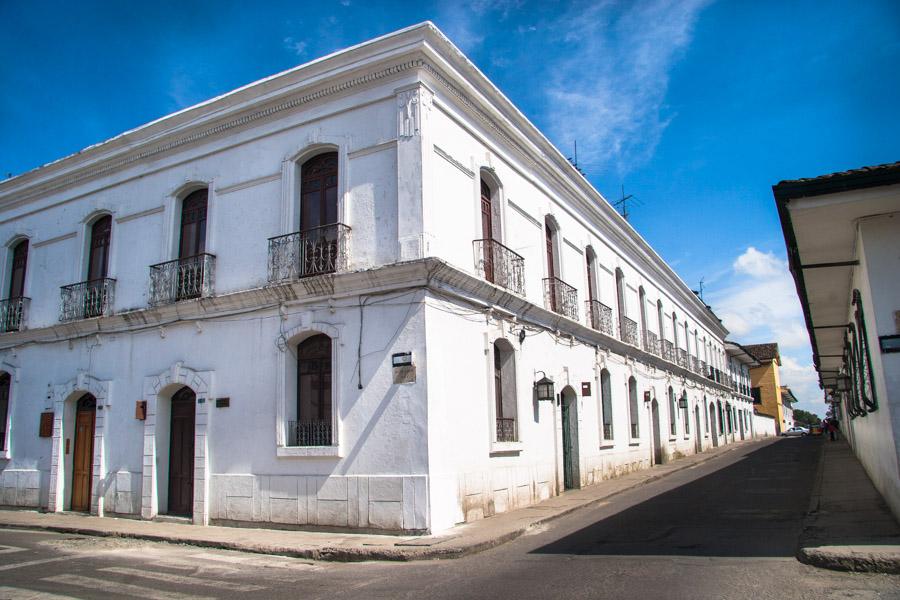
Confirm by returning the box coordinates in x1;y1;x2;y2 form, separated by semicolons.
793;409;820;427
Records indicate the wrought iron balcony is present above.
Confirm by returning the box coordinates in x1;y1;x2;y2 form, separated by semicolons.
60;278;115;322
620;316;639;347
268;223;350;283
630;423;639;439
473;239;525;296
691;356;701;374
496;418;518;443
149;253;216;306
603;423;613;441
677;349;689;370
661;339;675;363
700;360;707;377
543;277;579;321
644;330;660;356
287;420;332;447
0;297;29;333
586;299;614;336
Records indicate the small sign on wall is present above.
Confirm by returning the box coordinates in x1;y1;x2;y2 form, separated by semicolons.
39;412;53;437
581;382;591;396
135;401;147;421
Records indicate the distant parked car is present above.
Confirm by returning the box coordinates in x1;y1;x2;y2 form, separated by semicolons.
782;426;810;437
810;424;823;436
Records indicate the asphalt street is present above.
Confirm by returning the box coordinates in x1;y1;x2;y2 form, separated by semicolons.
0;438;898;599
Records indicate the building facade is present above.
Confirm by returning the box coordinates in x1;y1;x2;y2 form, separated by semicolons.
745;343;788;434
775;162;899;520
0;23;750;533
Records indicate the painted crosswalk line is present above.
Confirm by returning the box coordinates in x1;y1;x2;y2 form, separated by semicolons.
100;566;265;591
41;575;214;600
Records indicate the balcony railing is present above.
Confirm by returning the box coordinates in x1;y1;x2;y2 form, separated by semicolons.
644;330;660;356
620;317;639;347
268;223;350;284
0;297;29;333
543;277;579;321
630;423;639;439
60;279;115;322
700;360;707;377
586;300;614;336
677;349;689;370
661;339;675;363
149;253;216;306
691;356;701;374
496;418;518;443
473;239;525;296
287;420;332;447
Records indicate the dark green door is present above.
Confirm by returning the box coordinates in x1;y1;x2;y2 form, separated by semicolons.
561;393;579;490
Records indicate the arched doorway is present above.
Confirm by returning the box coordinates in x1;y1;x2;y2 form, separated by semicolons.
651;397;662;465
71;394;96;512
561;387;579;490
694;406;702;453
168;387;196;516
709;403;719;447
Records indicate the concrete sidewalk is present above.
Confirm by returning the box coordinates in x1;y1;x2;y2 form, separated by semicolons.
798;438;900;574
0;438;760;562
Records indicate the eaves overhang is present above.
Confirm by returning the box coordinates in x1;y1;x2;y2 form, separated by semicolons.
773;162;900;391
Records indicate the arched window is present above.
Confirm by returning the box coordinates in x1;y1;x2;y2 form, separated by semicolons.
493;340;518;442
585;248;604;333
300;152;338;232
684;322;690;358
657;300;665;341
672;313;679;349
682;391;690;434
638;287;648;349
4;240;28;332
87;215;112;281
668;386;677;436
615;268;626;325
179;190;208;259
600;369;613;440
628;376;639;439
294;334;333;446
8;240;28;300
703;396;709;433
0;372;9;450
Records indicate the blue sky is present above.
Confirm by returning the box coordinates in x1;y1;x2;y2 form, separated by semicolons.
2;0;899;415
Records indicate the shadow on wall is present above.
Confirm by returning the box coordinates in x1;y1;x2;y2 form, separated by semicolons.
532;438;821;558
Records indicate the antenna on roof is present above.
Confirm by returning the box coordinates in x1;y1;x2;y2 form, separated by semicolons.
566;140;585;176
698;277;705;301
612;184;634;220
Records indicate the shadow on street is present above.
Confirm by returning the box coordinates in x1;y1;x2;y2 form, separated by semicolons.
533;438;821;558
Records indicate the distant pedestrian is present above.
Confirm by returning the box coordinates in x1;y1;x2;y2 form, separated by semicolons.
826;419;837;441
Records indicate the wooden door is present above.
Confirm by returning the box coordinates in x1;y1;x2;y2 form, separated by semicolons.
168;387;195;516
545;224;557;311
179;191;207;259
71;394;96;512
480;180;494;282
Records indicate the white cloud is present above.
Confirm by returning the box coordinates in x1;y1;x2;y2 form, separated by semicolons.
733;246;783;278
544;0;711;175
707;246;825;414
283;36;308;57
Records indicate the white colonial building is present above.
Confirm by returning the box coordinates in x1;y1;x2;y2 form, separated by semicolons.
0;23;754;533
775;161;900;520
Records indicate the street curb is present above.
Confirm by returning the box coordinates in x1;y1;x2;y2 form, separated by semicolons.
0;440;761;562
798;547;900;575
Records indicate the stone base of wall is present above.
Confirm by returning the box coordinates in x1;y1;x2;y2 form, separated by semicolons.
458;462;555;523
582;452;650;488
103;470;141;516
209;474;428;532
0;468;44;508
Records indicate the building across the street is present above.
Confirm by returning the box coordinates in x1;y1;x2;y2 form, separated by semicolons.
774;161;899;520
0;23;756;533
780;386;797;430
744;343;790;434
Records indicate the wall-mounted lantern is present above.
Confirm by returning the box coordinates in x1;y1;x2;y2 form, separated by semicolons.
835;375;851;393
678;396;688;409
534;371;555;402
643;391;652;404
